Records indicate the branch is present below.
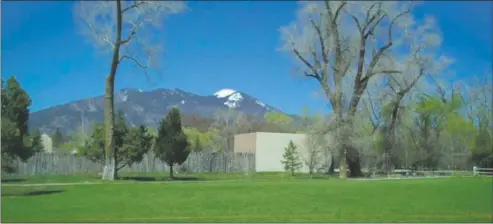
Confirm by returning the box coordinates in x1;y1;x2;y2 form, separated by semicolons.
292;46;322;81
363;6;412;80
119;55;147;68
325;0;347;80
309;18;329;65
122;1;147;13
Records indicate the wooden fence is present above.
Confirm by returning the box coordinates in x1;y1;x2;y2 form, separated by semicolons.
4;152;256;176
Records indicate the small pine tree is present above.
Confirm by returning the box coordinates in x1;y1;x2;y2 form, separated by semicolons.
281;140;303;176
30;129;45;153
154;108;190;178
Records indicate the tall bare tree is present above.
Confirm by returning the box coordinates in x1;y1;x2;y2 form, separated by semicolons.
279;1;444;178
74;1;185;180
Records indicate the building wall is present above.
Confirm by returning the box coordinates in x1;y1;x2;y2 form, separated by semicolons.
255;132;311;173
41;133;53;153
234;133;257;153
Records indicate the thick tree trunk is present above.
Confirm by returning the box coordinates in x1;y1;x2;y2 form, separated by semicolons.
328;152;335;174
333;108;349;179
102;0;123;181
102;75;116;181
169;165;174;179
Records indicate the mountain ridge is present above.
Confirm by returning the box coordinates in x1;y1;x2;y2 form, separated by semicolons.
29;87;290;135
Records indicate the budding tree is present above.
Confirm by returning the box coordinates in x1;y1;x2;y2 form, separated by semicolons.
74;0;186;180
279;0;443;178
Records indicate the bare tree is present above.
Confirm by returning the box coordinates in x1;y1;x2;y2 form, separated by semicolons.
208;109;251;172
304;135;323;177
279;1;445;178
74;1;185;180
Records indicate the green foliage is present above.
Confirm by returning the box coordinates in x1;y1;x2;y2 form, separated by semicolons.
80;112;153;174
264;112;294;132
79;124;105;163
1;77;31;137
1;117;22;173
154;108;190;177
1;77;37;172
51;128;64;149
281;141;303;176
119;125;153;170
28;129;45;153
183;127;213;151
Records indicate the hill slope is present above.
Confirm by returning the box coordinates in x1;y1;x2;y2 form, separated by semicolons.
29;88;286;134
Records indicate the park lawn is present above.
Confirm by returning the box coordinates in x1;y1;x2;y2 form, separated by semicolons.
1;172;332;184
2;177;492;222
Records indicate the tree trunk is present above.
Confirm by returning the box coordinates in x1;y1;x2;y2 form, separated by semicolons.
101;0;123;181
102;75;116;181
169;165;174;179
333;108;349;179
328;152;335;174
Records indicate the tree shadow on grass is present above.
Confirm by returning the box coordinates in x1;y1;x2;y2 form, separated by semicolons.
119;176;203;182
2;190;64;197
1;178;26;183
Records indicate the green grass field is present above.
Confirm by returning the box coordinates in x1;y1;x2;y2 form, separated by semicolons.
2;173;492;222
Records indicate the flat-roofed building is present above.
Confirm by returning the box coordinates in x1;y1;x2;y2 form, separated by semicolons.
234;132;334;173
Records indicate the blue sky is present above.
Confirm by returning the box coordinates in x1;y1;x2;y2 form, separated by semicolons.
2;1;492;114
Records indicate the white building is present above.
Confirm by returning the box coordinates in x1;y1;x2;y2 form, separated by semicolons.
41;133;53;153
234;132;334;173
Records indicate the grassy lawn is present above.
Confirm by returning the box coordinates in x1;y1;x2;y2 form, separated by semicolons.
1;172;333;184
2;175;492;222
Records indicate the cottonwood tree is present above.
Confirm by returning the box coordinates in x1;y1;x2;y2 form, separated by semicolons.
378;31;452;172
74;0;186;180
210;108;251;152
207;109;251;172
460;72;493;167
279;1;443;178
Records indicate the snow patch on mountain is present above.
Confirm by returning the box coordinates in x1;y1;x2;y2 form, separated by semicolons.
224;93;243;108
255;100;266;107
214;89;237;98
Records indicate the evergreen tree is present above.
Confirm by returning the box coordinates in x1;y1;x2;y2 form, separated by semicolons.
154;108;190;178
119;125;153;171
80;111;153;178
52;128;64;149
281;141;303;176
2;77;31;139
29;129;45;153
1;77;35;172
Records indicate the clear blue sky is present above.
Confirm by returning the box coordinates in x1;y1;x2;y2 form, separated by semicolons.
2;1;492;114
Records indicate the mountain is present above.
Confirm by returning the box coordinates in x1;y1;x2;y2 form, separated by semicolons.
29;88;286;134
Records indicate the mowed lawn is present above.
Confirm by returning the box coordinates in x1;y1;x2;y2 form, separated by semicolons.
2;175;492;222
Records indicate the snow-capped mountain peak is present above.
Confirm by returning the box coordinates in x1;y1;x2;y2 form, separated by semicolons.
214;89;237;98
213;89;245;109
30;87;287;134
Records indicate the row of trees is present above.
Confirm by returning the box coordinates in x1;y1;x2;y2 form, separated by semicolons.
13;0;487;181
78;108;190;179
278;0;492;177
